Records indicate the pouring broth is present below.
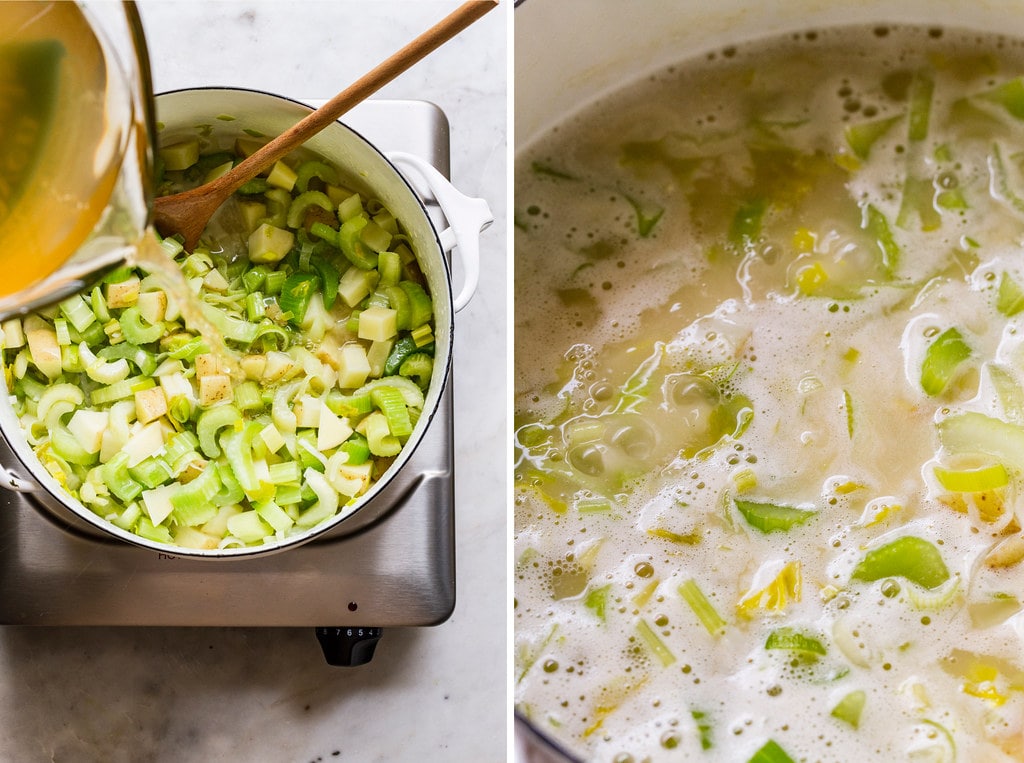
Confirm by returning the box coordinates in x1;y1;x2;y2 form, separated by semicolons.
515;24;1024;761
0;2;138;298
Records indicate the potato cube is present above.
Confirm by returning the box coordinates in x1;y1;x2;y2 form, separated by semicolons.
199;373;233;407
247;223;295;264
266;160;297;192
238;201;268;234
357;306;398;342
336;344;371;389
26;327;61;379
158;139;199;171
105;275;141;309
194;353;220;378
67;409;108;454
135;386;169;425
136;291;167;325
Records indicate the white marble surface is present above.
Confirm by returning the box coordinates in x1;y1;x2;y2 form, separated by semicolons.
0;2;507;761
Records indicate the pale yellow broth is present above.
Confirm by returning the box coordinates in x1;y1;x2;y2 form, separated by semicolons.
515;24;1024;762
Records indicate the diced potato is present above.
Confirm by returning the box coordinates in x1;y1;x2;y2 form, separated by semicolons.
67;409;109;454
123;421;166;468
265;160;297;191
262;350;294;383
318;406;353;451
135;386;169;425
326;184;358;207
204;160;234;184
260;423;286;454
334;461;373;497
172;526;220;550
367;339;393;378
159;371;195;405
195;353;220;379
238;200;268;234
338;266;379;308
136;291;167;325
202;268;230;293
358;306;398;342
2;318;25;349
199;373;233;407
201;504;244;537
105;275;141;309
234;137;265;158
142;484;177;525
26;327;61;379
337;343;371;389
237;354;264;381
986;534;1024;568
247;222;295;264
159;138;199;171
293;395;322;429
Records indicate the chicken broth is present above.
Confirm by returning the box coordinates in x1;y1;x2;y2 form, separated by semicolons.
515;25;1024;762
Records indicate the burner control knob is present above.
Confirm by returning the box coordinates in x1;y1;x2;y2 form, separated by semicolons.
315;626;383;667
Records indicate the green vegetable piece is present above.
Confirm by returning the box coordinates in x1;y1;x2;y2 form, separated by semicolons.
236;177;271;195
851;536;950;590
934;462;1008;492
735;499;816;533
310;255;340;309
908;70;934;142
764;627;827;656
371;386;413;439
119;307;163;345
921;327;971;396
340;432;371;465
863;203;900;276
997;272;1024;316
831;690;866;729
584;584;610;622
278;272;321;327
729;198;766;248
398;281;433;329
844;114;902;159
384;335;419;376
976;76;1024;120
399;352;433;389
679;578;726;636
624;194;664;237
294;160;339;192
748;740;796;763
286;190;334;229
636;618;676;667
939;411;1024;472
692;710;713;751
196;404;241;458
338;216;378;270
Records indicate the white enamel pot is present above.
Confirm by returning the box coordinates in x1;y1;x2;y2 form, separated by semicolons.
514;0;1024;760
0;87;492;559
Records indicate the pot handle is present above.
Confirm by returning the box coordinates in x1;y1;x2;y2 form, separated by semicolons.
387;151;492;312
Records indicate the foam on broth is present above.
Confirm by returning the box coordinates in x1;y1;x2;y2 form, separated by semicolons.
515;25;1024;761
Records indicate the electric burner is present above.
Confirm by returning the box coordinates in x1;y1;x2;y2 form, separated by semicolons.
0;100;456;666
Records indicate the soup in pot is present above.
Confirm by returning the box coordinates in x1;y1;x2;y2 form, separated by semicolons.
515;24;1024;762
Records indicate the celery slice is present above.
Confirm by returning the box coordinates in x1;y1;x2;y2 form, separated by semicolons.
933;462;1008;492
851;536;950;590
997;272;1024;316
584;584;610;623
636;618;676;667
938;412;1024;472
844;114;902;159
735;499;816;533
764;627;826;656
748;740;796;763
679;578;726;636
830;690;866;729
920;327;971;396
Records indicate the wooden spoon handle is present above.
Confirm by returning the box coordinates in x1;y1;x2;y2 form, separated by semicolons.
205;0;499;200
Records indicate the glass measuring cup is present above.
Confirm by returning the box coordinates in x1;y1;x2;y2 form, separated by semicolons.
0;1;154;317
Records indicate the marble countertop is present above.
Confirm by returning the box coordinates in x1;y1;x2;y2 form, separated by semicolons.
0;2;507;761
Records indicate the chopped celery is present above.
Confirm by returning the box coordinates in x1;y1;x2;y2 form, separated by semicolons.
764;627;827;657
851;536;950;590
844;114;902;159
584;584;610;622
830;690;866;729
735;499;816;533
996;271;1024;316
921;327;971;396
692;710;713;751
933;462;1008;492
636;618;676;667
679;578;726;636
748;740;796;763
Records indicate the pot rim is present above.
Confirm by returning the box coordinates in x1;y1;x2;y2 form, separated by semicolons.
0;85;455;559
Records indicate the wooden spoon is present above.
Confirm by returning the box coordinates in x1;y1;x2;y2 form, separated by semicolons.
153;0;498;251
